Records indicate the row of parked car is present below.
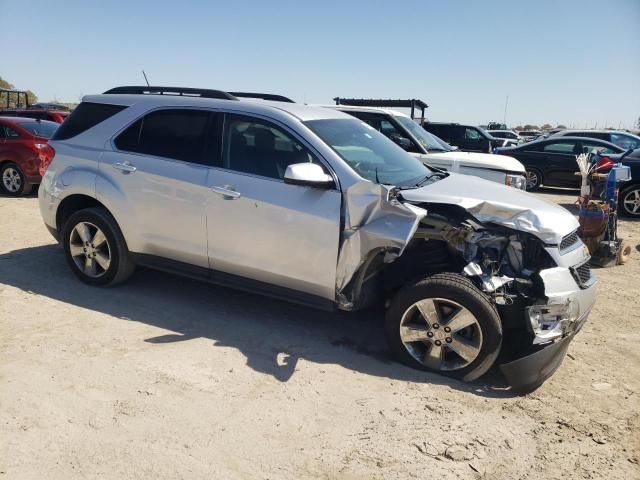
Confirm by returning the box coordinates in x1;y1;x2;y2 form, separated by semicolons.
2;93;640;219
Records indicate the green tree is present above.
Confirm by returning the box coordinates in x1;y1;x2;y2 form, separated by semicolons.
540;123;552;130
557;124;567;129
523;124;539;130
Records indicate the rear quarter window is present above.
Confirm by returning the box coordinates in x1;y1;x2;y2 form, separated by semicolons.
114;109;213;165
52;102;127;140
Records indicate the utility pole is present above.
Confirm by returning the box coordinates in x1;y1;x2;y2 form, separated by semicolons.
503;95;509;125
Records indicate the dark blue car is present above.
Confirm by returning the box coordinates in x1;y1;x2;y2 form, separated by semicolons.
601;148;640;218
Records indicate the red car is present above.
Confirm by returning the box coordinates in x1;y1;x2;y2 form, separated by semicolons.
0;108;69;123
0;116;57;196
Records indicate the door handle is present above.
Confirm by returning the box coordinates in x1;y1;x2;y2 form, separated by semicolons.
211;185;241;199
113;161;137;173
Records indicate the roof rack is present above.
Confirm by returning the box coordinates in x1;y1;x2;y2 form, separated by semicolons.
103;86;238;101
0;88;30;109
333;97;428;122
229;92;295;103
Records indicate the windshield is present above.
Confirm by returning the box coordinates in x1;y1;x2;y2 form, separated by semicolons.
305;118;432;186
394;116;451;152
18;121;58;138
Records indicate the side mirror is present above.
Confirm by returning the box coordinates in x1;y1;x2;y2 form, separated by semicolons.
389;133;412;151
284;163;334;188
621;148;634;161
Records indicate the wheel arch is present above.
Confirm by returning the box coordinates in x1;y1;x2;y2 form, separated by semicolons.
56;194;112;232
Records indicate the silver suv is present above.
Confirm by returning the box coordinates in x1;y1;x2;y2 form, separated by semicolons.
38;86;596;391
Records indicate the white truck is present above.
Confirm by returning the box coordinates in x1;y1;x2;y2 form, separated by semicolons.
328;104;527;189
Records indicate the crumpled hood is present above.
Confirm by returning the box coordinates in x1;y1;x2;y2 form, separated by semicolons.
424;151;525;174
399;173;578;244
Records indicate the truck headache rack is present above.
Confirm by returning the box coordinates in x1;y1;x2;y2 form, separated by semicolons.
0;88;30;109
103;86;238;100
333;97;428;122
229;92;295;103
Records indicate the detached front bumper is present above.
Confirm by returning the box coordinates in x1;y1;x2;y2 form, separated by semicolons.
500;263;596;392
500;307;591;391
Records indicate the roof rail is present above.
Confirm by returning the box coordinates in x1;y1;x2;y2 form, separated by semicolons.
333;97;428;121
229;92;295;103
103;86;238;101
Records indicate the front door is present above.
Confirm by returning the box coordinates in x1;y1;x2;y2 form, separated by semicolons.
459;127;489;152
205;113;342;301
539;140;581;186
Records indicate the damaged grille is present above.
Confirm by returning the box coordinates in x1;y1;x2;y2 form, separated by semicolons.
560;230;580;252
571;261;594;289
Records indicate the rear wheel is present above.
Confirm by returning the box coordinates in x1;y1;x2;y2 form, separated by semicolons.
62;207;135;286
1;163;32;196
385;273;502;382
525;168;543;192
620;185;640;217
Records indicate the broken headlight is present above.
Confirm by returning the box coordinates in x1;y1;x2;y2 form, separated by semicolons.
526;301;580;344
505;174;527;190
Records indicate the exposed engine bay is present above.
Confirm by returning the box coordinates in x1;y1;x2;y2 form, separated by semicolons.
338;200;553;321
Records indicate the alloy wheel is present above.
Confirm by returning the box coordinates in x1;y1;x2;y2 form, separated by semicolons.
525;170;539;190
2;167;22;193
69;222;111;278
622;188;640;216
399;298;483;371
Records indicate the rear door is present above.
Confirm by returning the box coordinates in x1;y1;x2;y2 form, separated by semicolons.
100;108;215;269
204;113;342;301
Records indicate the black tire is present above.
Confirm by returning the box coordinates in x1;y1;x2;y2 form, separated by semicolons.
525;167;543;192
62;207;135;286
385;273;502;382
0;162;32;196
619;184;640;218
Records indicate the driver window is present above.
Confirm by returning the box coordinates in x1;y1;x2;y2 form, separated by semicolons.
464;128;482;140
223;114;321;180
583;142;617;155
611;133;639;150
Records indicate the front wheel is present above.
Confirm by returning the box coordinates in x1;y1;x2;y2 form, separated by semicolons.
385;273;502;382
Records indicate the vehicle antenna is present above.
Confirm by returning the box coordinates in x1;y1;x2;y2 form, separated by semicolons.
142;70;150;87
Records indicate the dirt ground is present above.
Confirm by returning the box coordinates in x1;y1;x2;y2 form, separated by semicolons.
1;188;639;480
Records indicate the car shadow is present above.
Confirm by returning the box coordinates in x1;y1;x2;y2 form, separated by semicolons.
0;243;516;398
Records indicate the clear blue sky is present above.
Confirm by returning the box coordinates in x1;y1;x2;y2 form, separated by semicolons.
2;0;639;128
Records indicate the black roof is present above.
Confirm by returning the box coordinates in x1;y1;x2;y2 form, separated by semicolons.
333;98;428;110
512;136;624;151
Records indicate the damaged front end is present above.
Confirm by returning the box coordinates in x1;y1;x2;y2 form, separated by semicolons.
335;176;596;390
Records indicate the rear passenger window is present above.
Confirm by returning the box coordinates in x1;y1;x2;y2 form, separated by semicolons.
222;114;320;180
543;142;575;153
52;102;126;140
115;109;214;165
1;126;20;138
